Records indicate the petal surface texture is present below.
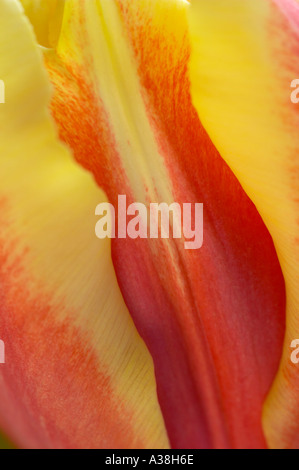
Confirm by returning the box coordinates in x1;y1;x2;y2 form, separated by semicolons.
44;0;286;448
0;0;169;449
188;0;299;449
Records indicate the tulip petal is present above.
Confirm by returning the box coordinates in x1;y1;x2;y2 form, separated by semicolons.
20;0;65;48
0;0;169;449
44;0;286;448
188;0;299;449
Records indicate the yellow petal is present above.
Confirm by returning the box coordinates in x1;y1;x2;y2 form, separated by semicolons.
188;0;299;448
19;0;65;48
0;0;168;449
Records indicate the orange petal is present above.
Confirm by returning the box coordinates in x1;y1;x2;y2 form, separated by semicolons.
188;0;299;449
46;0;286;448
0;0;169;449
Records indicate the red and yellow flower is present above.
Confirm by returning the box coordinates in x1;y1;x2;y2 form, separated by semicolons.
0;0;298;449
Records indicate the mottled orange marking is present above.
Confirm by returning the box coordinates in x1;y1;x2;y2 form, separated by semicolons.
0;212;143;449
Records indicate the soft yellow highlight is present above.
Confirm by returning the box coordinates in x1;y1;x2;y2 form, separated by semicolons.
20;0;65;48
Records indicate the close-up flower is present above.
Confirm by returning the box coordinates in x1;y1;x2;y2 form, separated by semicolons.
0;0;298;450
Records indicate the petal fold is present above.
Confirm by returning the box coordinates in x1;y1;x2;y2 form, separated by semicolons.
20;0;65;48
188;0;299;449
45;0;286;448
0;0;169;449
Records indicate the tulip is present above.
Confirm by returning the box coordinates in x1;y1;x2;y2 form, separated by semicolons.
188;0;299;449
0;0;297;449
